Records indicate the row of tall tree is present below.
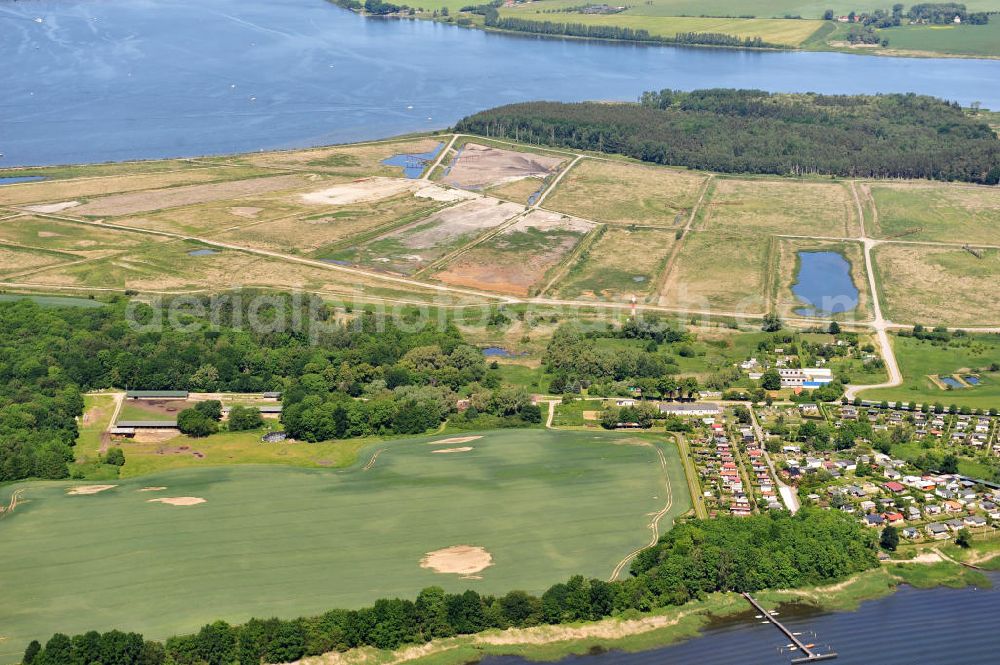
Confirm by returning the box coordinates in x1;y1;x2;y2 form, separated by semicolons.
23;511;877;665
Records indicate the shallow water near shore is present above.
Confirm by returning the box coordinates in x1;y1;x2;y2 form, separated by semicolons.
3;0;1000;166
482;574;1000;665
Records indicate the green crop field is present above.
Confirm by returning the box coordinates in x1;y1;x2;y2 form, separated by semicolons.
860;334;1000;410
879;22;1000;57
0;429;688;663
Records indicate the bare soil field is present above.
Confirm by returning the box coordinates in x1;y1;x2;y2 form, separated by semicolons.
0;166;274;207
241;138;444;177
217;193;447;254
300;177;424;206
330;198;524;274
700;178;859;237
69;174;310;217
420;545;494;577
432;210;594;296
544;159;707;226
865;181;1000;244
554;226;677;301
443;143;564;190
873;243;1000;326
774;238;872;321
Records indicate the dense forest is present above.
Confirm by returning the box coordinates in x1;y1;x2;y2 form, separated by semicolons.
0;294;535;482
455;89;1000;183
21;510;877;665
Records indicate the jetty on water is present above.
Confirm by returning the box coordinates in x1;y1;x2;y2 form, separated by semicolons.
742;592;838;663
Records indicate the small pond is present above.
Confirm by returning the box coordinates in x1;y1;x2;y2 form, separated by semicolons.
482;346;523;358
382;142;444;179
0;176;46;185
941;376;964;389
320;258;351;266
792;251;859;317
188;248;218;256
965;375;981;385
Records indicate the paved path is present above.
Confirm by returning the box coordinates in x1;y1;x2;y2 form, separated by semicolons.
749;407;800;513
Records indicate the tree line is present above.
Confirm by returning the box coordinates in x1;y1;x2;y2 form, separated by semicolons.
481;9;775;48
454;89;1000;184
0;294;533;482
21;510;877;665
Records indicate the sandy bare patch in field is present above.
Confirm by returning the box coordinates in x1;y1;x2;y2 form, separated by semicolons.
0;246;73;276
147;496;206;506
70;174;306;216
300;177;419;206
432;435;483;445
443;143;563;190
21;201;81;213
393;199;523;250
228;206;263;218
66;485;116;495
420;545;493;577
137;487;167;492
582;410;600;421
413;183;476;203
431;447;473;454
434;210;593;296
133;430;181;443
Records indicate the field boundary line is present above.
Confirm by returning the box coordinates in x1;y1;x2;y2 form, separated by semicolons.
652;174;714;305
609;444;674;581
533;155;582;209
671;433;707;520
535;222;605;298
423;134;458;181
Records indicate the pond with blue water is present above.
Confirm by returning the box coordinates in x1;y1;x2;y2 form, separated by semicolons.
188;248;218;256
0;176;46;185
792;251;859;317
381;143;444;179
941;376;965;389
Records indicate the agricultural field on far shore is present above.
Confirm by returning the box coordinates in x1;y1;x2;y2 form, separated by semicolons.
0;429;688;664
865;182;1000;244
496;7;825;46
542;160;706;226
877;21;1000;58
872;244;1000;326
860;335;1000;410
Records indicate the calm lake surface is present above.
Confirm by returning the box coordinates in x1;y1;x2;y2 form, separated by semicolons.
792;251;859;316
483;575;1000;665
3;0;1000;166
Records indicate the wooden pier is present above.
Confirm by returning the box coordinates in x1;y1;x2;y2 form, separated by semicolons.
742;593;838;663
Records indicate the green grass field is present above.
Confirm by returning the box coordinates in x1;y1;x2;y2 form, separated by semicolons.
861;334;1000;410
879;22;1000;57
0;429;689;662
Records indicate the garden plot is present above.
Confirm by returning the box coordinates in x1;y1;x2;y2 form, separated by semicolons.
442;143;564;190
326;198;524;275
432;210;595;296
